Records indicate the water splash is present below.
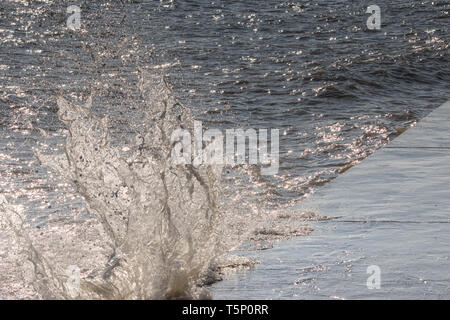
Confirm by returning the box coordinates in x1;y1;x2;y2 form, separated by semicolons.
0;70;327;299
4;72;230;299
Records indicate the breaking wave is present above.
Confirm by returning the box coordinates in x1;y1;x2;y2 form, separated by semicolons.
2;72;235;299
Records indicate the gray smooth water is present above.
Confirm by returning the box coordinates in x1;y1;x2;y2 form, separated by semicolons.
211;101;450;299
0;0;449;299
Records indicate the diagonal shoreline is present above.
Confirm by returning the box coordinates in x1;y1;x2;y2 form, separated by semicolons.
211;100;450;299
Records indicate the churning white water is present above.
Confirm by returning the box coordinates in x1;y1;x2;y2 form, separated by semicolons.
0;70;326;299
1;72;236;299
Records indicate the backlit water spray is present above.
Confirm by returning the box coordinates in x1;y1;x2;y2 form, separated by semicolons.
1;72;234;299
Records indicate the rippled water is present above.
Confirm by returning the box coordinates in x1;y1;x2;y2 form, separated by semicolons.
0;0;448;299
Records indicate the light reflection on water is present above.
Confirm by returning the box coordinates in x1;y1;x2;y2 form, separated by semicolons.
0;0;448;299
